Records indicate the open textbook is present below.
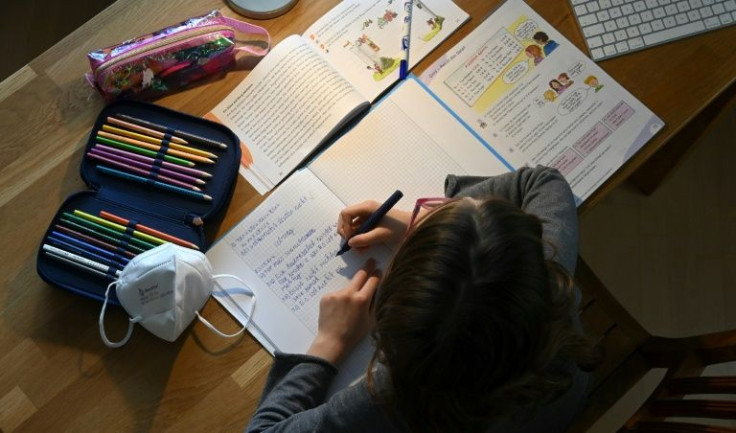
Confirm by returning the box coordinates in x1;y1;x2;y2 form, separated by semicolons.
420;0;663;203
206;0;469;194
206;0;665;394
206;78;509;393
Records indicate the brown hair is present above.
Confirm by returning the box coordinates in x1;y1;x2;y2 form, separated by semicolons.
366;197;597;433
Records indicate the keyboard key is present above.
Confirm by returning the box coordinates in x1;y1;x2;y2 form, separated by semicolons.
583;23;606;36
675;12;689;23
653;6;667;17
617;16;631;27
689;0;703;7
603;32;618;43
634;0;647;10
613;0;625;5
640;21;654;32
652;18;666;28
579;13;600;25
604;44;618;55
641;10;655;20
642;20;706;43
665;4;679;14
598;9;612;20
572;0;588;4
721;12;734;23
664;15;677;25
726;0;736;11
615;29;629;39
605;20;619;30
627;25;642;36
688;9;702;19
658;0;671;5
702;0;714;5
629;36;645;48
676;1;691;11
588;1;601;11
630;13;643;23
591;47;605;58
611;6;624;17
622;3;635;13
575;4;589;14
616;40;631;51
589;35;604;47
700;5;714;16
705;15;722;25
600;0;613;7
713;2;726;13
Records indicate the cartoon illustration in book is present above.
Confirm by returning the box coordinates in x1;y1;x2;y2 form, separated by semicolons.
344;34;399;81
544;89;558;102
549;78;566;94
524;44;544;66
584;75;604;92
415;1;446;41
558;72;574;88
533;31;558;56
377;9;398;29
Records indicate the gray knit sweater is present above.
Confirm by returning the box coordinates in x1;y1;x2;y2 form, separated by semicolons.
246;166;589;433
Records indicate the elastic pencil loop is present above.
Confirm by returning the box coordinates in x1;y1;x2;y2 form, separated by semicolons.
163;132;173;142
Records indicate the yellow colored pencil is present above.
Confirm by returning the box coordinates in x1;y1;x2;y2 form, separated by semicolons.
73;210;167;246
101;124;217;159
96;130;215;165
107;116;188;145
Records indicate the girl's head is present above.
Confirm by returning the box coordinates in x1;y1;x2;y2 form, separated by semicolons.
549;79;563;91
525;44;543;59
368;197;595;432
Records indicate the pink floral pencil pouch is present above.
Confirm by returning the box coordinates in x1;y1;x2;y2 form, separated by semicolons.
86;10;270;101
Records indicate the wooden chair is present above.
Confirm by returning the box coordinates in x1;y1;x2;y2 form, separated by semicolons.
568;257;736;433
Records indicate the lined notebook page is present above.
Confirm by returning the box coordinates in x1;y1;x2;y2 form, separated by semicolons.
311;78;510;207
207;169;391;392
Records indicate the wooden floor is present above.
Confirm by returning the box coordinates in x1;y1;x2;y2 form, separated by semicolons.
2;2;734;432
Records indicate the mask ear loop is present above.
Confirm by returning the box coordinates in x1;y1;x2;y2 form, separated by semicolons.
195;273;256;338
98;280;142;348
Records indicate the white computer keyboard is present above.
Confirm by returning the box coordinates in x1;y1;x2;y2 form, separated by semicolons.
571;0;736;60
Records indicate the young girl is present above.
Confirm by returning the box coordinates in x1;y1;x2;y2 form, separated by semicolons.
246;166;597;433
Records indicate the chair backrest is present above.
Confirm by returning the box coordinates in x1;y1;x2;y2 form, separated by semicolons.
569;257;736;433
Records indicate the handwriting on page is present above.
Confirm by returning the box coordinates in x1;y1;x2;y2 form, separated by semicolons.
227;193;343;332
444;28;522;107
220;42;355;170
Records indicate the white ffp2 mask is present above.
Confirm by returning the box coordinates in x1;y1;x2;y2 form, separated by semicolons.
99;243;255;347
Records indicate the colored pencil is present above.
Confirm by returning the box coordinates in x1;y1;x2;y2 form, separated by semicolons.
97;130;215;164
89;148;206;184
57;218;148;254
97;166;213;201
102;124;218;159
47;232;128;268
93;144;211;178
44;251;111;279
96;136;195;167
54;225;138;258
61;213;158;250
73;209;169;246
43;244;122;277
87;153;203;191
107;116;188;144
101;125;217;159
99;210;200;250
116;113;228;150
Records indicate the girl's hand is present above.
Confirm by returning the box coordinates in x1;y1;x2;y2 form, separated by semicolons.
307;259;381;365
337;201;411;251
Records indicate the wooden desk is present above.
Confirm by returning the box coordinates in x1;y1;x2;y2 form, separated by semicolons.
0;1;734;431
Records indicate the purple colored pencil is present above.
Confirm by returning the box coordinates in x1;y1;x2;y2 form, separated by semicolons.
89;148;205;185
93;143;213;179
87;152;202;191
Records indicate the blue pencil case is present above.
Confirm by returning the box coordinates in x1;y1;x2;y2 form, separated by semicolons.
36;100;241;305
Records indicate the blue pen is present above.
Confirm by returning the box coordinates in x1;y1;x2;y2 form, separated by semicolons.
96;165;213;201
399;0;414;80
337;190;403;256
